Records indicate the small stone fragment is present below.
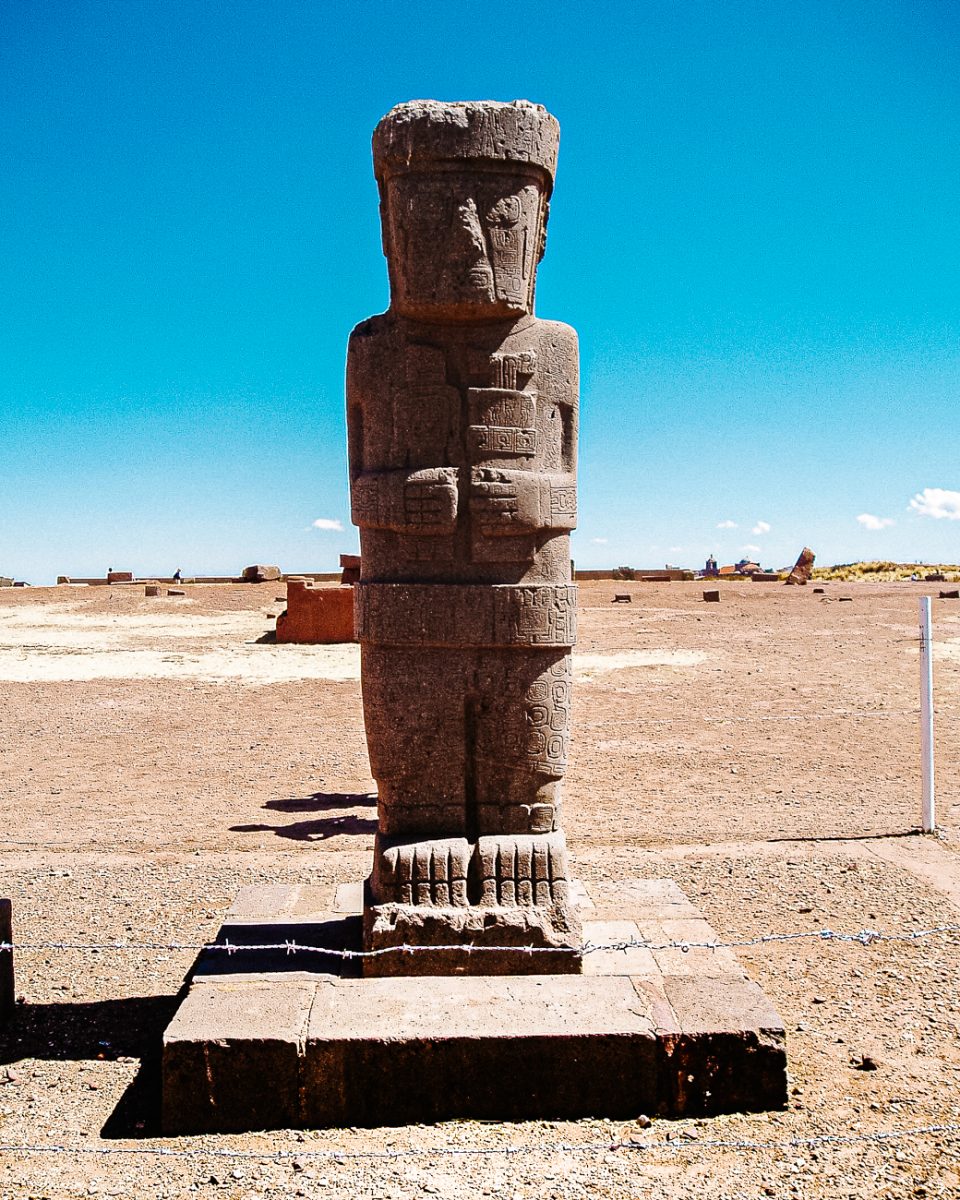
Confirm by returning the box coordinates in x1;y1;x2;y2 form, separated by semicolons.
851;1053;878;1071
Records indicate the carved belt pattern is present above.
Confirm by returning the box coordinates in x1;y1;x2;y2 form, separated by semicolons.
355;582;578;648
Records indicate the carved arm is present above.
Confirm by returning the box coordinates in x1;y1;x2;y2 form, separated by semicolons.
351;468;459;536
469;469;577;536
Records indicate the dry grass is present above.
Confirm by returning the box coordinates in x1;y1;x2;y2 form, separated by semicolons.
812;560;960;583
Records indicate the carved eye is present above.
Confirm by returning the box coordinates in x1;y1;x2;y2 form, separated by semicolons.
486;196;522;227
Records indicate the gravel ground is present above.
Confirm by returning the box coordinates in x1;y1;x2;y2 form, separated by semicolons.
1;579;960;1198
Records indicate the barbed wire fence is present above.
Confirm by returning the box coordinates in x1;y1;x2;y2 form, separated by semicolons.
1;610;956;1167
0;919;958;1167
2;1122;960;1163
4;920;960;959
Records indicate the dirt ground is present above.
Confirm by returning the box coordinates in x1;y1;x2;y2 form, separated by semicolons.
2;578;960;1199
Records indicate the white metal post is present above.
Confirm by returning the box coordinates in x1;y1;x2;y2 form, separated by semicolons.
920;595;935;833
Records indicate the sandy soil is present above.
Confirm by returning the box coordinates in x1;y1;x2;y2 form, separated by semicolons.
2;579;960;1198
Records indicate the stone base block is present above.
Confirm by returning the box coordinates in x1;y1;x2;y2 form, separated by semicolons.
363;893;582;977
161;879;786;1134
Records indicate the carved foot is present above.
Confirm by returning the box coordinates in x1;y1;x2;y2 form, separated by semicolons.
476;831;569;906
371;834;471;906
365;831;581;975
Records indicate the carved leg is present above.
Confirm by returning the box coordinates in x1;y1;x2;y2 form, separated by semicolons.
473;649;570;835
361;646;467;835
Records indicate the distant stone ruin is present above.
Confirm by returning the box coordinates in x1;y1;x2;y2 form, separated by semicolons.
786;547;815;585
276;579;355;644
242;564;281;583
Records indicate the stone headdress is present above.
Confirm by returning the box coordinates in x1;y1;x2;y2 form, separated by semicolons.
372;100;560;193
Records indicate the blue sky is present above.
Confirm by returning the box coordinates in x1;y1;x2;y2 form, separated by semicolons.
2;0;959;582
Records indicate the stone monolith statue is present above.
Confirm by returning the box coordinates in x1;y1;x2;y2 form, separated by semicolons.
348;100;581;974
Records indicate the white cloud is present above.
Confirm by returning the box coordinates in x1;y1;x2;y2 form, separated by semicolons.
311;518;344;532
668;546;684;555
857;513;895;531
909;488;960;521
590;537;608;545
716;520;737;530
741;544;761;554
751;520;771;535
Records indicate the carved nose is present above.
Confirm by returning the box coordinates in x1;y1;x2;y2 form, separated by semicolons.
453;199;492;276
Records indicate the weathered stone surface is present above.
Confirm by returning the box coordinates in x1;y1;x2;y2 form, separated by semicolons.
162;980;314;1134
339;553;361;585
301;975;656;1126
144;585;162;597
276;580;356;644
0;899;13;1021
106;571;133;584
160;879;787;1132
349;101;580;970
785;547;815;585
242;564;281;583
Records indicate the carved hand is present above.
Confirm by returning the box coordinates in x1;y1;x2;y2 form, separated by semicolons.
469;469;541;536
352;468;458;535
401;468;459;534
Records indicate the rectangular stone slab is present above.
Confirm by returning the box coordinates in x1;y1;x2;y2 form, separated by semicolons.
302;974;658;1126
161;879;786;1133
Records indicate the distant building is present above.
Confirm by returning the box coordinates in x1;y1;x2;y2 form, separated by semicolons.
703;555;719;578
716;560;763;577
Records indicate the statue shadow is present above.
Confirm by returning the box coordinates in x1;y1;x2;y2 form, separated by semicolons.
266;791;375;814
230;791;377;842
0;992;183;1138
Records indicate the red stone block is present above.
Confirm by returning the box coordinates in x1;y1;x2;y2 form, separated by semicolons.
276;581;356;644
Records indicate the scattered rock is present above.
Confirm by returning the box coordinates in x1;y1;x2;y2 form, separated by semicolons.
242;565;282;583
851;1054;879;1071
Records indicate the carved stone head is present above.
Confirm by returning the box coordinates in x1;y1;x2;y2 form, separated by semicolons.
373;101;560;322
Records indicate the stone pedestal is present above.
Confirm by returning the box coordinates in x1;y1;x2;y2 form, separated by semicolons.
161;879;786;1134
0;899;13;1022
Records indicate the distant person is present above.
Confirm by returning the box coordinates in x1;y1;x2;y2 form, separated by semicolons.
173;568;182;582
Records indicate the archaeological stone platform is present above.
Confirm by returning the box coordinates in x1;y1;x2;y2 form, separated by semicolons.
161;879;786;1134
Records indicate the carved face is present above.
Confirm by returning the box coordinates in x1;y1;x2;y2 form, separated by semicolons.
382;167;547;320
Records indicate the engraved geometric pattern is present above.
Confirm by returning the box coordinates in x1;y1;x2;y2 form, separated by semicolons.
468;425;538;457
